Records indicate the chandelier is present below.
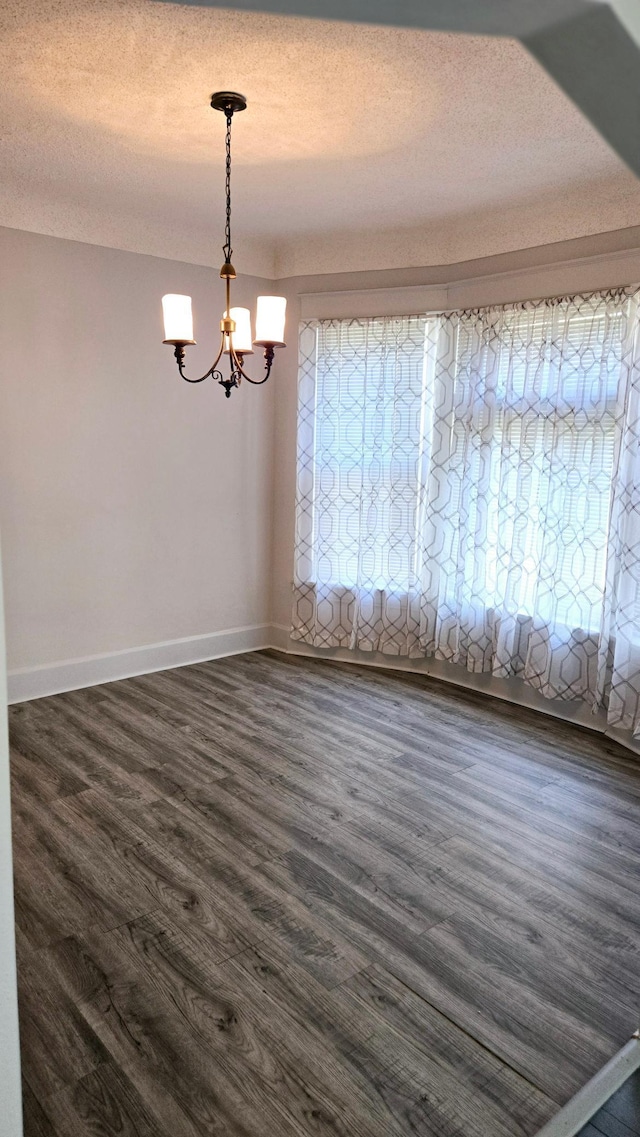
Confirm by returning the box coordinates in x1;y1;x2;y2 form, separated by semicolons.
161;92;286;398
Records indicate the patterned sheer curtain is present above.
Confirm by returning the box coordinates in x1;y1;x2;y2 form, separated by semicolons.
292;290;640;740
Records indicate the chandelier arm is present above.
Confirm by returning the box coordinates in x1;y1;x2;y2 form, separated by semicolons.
241;360;273;385
210;333;226;375
173;346;211;383
228;347;252;383
231;344;276;385
177;366;213;384
173;336;226;384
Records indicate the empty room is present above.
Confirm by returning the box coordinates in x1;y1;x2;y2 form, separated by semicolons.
2;2;640;1135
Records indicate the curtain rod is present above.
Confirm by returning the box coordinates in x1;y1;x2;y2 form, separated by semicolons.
305;281;640;321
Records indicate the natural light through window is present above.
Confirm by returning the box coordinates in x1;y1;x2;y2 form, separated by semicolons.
293;289;640;722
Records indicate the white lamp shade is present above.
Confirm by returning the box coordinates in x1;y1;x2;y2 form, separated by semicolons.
162;294;194;342
254;295;286;346
224;307;254;355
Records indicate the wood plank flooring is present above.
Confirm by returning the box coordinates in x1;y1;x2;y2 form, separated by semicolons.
10;648;640;1136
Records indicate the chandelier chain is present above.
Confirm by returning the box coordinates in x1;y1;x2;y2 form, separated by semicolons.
224;111;233;263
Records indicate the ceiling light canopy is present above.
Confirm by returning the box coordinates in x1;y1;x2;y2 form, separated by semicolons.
162;91;286;398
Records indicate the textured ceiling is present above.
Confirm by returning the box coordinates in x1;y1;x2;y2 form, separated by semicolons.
1;0;639;277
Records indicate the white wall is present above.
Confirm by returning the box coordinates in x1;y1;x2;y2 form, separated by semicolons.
6;223;640;688
0;223;281;1134
0;227;276;695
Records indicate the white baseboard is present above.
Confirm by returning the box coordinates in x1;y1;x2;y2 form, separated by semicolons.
535;1033;640;1137
7;623;275;704
269;623;291;651
10;622;640;758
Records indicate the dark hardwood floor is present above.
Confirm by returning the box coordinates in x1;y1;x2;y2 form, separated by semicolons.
10;648;640;1136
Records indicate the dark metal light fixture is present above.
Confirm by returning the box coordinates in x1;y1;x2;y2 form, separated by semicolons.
161;92;286;398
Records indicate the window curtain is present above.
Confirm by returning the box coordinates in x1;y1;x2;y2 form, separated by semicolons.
292;289;640;739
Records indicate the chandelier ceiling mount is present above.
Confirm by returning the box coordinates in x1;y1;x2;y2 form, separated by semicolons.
210;91;247;116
